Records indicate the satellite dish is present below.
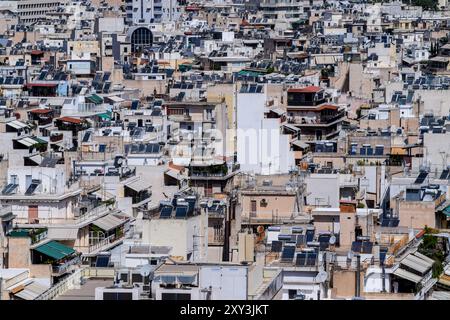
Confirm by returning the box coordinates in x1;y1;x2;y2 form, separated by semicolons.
329;236;336;245
140;264;152;277
316;271;328;283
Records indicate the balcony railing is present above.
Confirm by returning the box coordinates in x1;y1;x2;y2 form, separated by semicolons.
52;256;81;274
88;234;121;253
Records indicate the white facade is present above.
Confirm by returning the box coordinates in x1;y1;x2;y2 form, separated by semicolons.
142;213;208;262
304;174;340;207
125;0;181;25
236;86;294;175
199;265;248;300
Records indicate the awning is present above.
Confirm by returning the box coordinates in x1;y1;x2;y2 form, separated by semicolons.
291;140;309;149
443;205;450;217
283;124;301;132
106;96;125;103
47;228;79;240
400;255;432;274
438;274;450;287
164;169;182;180
86;94;103;104
34;240;76;260
92;214;125;232
7;120;29;130
13;281;49;300
57;116;82;124
98;113;111;120
125;179;151;192
269;108;285;116
393;268;423;283
314;56;336;65
27;154;43;165
17;137;40;147
391;147;408;155
413;251;435;265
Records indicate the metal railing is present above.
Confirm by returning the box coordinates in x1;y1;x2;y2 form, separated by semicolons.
88;234;116;253
76;204;113;223
35;268;85;301
35;267;116;300
52;256;81;274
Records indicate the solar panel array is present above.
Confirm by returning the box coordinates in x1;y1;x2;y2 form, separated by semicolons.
271;240;283;252
95;255;110;267
175;205;188;219
439;169;449;180
2;183;18;195
281;246;296;262
159;194;198;219
414;171;428;184
306;229;315;242
295;252;317;267
25;181;40;195
0;77;24;85
159;205;173;219
239;84;264;94
351;241;374;254
125;143;162;154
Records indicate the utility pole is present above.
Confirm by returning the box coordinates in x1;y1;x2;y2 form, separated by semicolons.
222;202;231;262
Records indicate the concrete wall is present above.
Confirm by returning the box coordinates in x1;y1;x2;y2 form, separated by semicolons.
423;132;450;171
339;209;356;248
142;213;208;261
305;174;340;207
398;200;436;229
332;270;363;298
241;194;296;220
8;237;31;268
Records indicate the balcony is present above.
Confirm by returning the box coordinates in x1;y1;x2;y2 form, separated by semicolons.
168;114;192;122
52;255;81;275
87;233;125;255
50;133;63;143
288;110;346;126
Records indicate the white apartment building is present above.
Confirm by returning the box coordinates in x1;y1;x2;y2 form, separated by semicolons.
0;0;67;25
125;0;181;25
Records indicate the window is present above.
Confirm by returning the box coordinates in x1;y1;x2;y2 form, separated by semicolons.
10;175;18;184
161;293;191;300
250;200;257;215
130;27;153;53
288;289;297;299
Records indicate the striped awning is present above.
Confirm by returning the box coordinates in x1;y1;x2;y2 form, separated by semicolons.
7;120;29;130
92;214;125;232
34;240;76;260
393;268;422;283
125;179;151;192
13;281;49;300
47;228;79;240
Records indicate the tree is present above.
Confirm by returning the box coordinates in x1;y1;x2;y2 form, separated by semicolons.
409;0;438;11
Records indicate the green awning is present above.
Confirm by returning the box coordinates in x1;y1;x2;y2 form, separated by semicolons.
98;113;111;120
34;240;76;260
237;70;264;77
33;137;48;144
86;94;103;105
443;205;450;217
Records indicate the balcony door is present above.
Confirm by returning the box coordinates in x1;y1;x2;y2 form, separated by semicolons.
28;205;38;223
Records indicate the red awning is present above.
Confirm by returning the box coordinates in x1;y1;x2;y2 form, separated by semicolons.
288;86;323;93
29;109;53;114
57;116;82;124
